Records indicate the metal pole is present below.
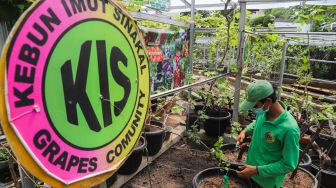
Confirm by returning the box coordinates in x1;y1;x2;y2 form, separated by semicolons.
279;42;288;88
187;0;195;128
216;45;219;68
203;45;206;68
246;30;336;35
151;73;230;99
232;2;246;122
189;0;195;76
286;56;336;65
278;42;288;100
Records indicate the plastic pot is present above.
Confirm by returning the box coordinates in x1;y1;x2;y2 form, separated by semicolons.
0;168;13;186
307;155;336;188
281;167;318;188
309;125;336;158
187;112;199;127
203;109;231;137
187;104;203;129
221;143;245;169
0;160;9;171
118;136;146;175
106;173;117;187
222;143;237;151
194;104;204;114
223;133;237;145
164;126;173;141
192;167;252;188
299;150;312;168
143;121;166;156
150;98;158;112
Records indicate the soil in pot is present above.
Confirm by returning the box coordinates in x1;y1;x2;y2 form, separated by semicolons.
199;176;246;188
143;121;166;156
319;126;336;135
145;125;162;132
193;167;252;188
223;150;307;168
282;168;315;188
118;137;145;175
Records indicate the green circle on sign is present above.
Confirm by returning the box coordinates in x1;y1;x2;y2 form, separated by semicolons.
44;20;138;149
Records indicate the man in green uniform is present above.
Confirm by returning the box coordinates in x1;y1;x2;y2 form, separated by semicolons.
236;80;300;188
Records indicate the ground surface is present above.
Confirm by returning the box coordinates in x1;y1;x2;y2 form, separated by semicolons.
122;138;217;188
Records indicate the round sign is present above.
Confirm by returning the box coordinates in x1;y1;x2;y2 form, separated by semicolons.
0;0;149;186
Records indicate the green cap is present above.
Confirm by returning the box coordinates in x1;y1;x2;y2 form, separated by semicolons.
239;80;274;114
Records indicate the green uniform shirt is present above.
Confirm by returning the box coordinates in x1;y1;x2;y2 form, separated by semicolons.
244;102;300;188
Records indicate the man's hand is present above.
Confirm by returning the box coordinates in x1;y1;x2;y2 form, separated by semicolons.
237;165;257;179
236;130;246;143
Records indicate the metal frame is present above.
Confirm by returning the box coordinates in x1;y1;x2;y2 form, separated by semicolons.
233;1;247;122
2;1;335;187
130;11;190;28
232;0;335;121
194;28;216;33
179;0;197;12
170;3;226;10
286;56;336;65
239;0;322;2
151;73;231;99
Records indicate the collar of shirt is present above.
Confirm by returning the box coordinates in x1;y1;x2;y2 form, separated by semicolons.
262;101;288;126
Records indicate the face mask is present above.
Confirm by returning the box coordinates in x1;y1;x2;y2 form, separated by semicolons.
251;103;269;115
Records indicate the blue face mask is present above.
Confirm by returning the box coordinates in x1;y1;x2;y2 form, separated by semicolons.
251;103;269;115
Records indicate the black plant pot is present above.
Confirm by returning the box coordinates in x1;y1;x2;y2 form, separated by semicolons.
0;160;9;171
222;143;237;151
223;134;237;145
299;150;312;168
203;110;231;137
106;173;117;187
192;167;252;188
118;136;146;175
194;104;204;114
188;112;198;126
151;98;158;112
309;125;336;158
221;143;244;169
187;113;201;132
143;121;166;156
306;155;336;188
281;167;317;188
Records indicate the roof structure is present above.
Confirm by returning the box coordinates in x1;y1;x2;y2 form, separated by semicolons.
129;0;336;122
168;0;336;12
245;30;336;46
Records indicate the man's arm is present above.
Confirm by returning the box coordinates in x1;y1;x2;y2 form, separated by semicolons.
257;130;300;177
244;120;256;136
